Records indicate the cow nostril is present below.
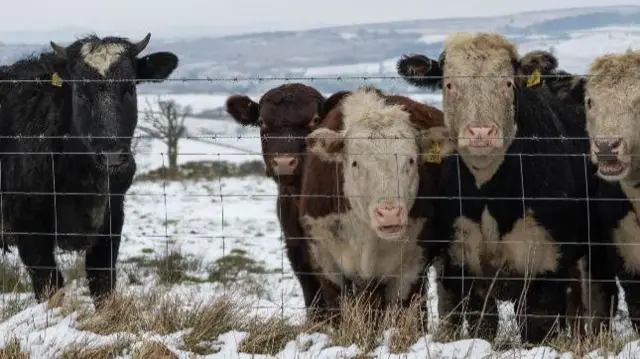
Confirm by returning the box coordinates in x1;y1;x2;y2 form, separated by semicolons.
612;139;622;149
288;158;297;167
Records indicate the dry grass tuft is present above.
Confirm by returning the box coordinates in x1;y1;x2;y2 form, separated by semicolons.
179;299;240;354
0;298;31;321
237;316;303;355
123;247;204;285
547;324;628;357
132;341;178;359
58;337;132;359
75;290;240;355
0;338;29;359
0;261;30;294
385;297;427;353
324;293;428;354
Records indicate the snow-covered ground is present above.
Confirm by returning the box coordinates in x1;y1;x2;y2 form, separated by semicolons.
3;22;640;355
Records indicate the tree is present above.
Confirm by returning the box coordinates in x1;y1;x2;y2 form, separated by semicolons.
140;96;192;172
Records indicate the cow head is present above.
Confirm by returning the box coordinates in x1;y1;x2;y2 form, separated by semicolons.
576;51;640;182
397;32;556;182
226;84;350;187
49;33;178;173
305;88;434;240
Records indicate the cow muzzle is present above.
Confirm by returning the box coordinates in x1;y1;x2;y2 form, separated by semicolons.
459;123;504;151
269;156;299;177
591;138;629;180
371;202;408;239
96;146;133;171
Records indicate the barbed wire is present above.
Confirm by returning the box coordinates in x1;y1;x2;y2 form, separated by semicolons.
0;73;591;84
1;72;638;345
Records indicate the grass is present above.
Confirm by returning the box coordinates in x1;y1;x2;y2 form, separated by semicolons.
207;248;269;284
0;338;29;359
135;160;266;182
131;341;178;359
0;260;30;294
73;290;240;355
123;246;203;285
0;282;637;357
547;323;629;357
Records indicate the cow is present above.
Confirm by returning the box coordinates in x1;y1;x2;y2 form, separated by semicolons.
299;86;446;325
225;84;351;321
395;32;596;344
566;50;640;334
0;33;178;307
519;50;608;336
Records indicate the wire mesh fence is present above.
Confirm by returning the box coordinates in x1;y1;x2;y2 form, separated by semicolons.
0;72;638;353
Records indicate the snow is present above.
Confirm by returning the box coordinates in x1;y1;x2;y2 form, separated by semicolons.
417;34;449;44
4;22;640;359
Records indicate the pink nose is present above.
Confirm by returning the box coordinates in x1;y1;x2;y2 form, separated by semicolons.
463;124;498;140
270;156;298;176
373;204;404;225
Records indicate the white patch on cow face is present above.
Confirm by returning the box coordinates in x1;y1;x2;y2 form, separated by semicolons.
440;32;520;185
585;52;640;182
339;90;421;240
81;43;126;76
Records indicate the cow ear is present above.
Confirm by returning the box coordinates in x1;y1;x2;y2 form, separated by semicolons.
321;91;350;116
519;50;558;76
569;76;587;104
226;95;260;126
417;126;455;165
136;52;178;82
518;50;559;88
396;53;443;90
306;128;345;162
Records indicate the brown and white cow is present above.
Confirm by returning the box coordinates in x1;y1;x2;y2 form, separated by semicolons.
298;86;446;323
225;84;350;321
570;50;640;333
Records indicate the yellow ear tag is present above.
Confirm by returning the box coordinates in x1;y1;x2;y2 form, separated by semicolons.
526;69;541;88
422;142;442;164
51;72;63;87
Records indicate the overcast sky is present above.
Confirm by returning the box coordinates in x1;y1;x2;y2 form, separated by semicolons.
0;0;636;34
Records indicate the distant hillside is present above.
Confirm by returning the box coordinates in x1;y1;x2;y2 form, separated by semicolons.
1;5;639;94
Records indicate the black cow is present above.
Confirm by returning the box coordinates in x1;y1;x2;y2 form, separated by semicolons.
396;32;597;344
0;33;178;307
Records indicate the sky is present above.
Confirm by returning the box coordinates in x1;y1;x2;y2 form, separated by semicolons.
0;0;637;36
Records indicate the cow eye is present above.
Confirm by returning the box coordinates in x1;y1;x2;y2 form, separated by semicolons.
310;115;320;126
351;161;357;167
586;98;593;109
258;117;266;128
409;157;415;165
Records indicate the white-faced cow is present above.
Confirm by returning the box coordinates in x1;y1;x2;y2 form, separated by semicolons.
0;34;178;307
567;50;640;333
299;86;446;324
225;84;351;321
396;32;597;344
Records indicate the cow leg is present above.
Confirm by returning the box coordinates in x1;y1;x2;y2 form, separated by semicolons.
465;285;499;342
438;263;494;340
85;197;123;308
516;275;567;345
286;239;326;321
17;237;64;302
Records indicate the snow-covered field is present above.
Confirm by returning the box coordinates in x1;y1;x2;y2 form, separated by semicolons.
3;24;640;357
